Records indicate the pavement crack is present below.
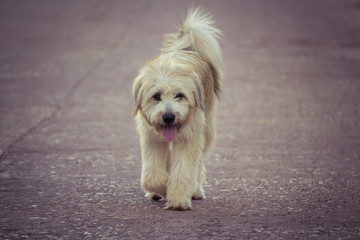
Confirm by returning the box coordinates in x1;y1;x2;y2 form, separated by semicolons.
1;13;128;162
0;58;106;162
0;105;61;161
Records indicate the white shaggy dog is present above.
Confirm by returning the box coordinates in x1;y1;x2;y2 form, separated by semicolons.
132;7;223;210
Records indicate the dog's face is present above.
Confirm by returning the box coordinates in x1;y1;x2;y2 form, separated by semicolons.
133;52;206;141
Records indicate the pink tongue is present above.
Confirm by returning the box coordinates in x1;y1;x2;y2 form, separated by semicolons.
161;126;177;141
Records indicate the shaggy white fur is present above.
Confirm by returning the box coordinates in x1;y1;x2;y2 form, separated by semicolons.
133;7;223;210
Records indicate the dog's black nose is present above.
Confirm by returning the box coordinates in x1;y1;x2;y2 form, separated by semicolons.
162;113;175;124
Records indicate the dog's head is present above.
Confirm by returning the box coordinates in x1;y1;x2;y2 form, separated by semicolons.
133;51;209;141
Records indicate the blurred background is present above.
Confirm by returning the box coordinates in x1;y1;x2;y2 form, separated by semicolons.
0;0;359;239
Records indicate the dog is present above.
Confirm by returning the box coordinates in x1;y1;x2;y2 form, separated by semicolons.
132;7;223;210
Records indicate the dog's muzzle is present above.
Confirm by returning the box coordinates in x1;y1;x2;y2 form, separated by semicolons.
162;113;175;124
161;113;177;141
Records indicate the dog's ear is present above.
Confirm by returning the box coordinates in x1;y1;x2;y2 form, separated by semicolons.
133;75;144;116
193;82;205;112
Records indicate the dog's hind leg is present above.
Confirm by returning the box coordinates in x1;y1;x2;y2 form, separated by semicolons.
192;160;206;200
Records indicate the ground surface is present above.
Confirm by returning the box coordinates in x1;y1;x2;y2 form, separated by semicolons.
1;0;360;239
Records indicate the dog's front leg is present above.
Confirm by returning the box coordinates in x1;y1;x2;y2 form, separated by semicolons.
140;137;169;199
165;139;203;210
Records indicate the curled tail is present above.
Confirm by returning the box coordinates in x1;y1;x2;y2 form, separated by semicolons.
162;7;223;95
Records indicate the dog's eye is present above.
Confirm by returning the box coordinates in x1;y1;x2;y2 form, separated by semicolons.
175;93;183;100
153;93;161;101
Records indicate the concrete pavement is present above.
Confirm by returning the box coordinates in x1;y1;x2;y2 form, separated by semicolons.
1;0;360;239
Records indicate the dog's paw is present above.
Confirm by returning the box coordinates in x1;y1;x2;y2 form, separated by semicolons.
151;194;162;201
192;191;206;200
164;198;192;211
145;192;163;201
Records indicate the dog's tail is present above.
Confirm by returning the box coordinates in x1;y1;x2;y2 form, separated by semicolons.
162;7;223;95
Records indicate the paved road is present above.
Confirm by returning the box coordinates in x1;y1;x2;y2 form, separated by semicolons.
1;0;360;239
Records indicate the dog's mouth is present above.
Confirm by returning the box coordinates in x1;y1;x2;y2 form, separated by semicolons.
160;124;180;141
